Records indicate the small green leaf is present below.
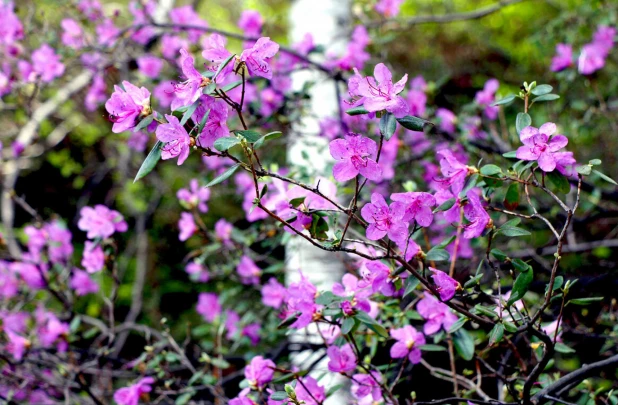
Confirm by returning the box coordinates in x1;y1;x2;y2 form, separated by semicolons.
547;171;570;194
434;198;455;213
315;291;338;305
593;170;618;185
531;84;553;96
531;94;560;103
545;275;563;293
221;80;242;92
507;268;534;306
379;112;398;140
133;114;154;133
325;384;345;397
554;342;576;353
504;183;520;210
492;95;516;106
213;53;236;80
209;357;230;369
516;112;531;134
234;130;261;143
491;248;508;261
396;115;433;131
568;297;603;306
205;163;241;187
499;227;531;237
289;197;306;208
435;235;456;249
346;106;369;116
453;329;475;361
213;136;241;151
419;344;447;352
480;164;502;176
403;275;420;298
511;258;532;272
202;82;216;95
488;324;504;347
134;141;162;183
576;165;592;175
341;317;355;335
355;311;388;338
589;159;602;166
180;99;200;126
426;248;450;262
254;131;283;149
502;151;518;158
448;317;467;333
175;393;193;405
269;392;289;401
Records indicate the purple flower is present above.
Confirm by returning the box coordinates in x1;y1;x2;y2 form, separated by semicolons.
194;97;229;148
463;190;491;239
354;63;408;117
327;343;357;373
82;241;105;273
408;75;427;117
578;26;615;75
0;2;24;46
390;191;436;227
436;108;457;134
37;311;69;351
225;310;240;340
31;44;65;83
61;19;85;49
417;295;458;335
113;377;155;405
240;37;280;79
295;377;326;405
78;205;128;240
361;193;408;242
237;255;262;285
177;179;210;213
436;149;470;194
286;273;319;329
202;34;234;82
156;114;192;165
45;221;73;264
238;10;263;37
375;0;404;17
169;5;208;43
261;278;287;308
360;261;395;296
105;81;151;133
551;44;573;72
430;268;460;301
389;325;425;363
554;151;577;176
215;218;233;246
196;292;221;323
351;371;383;402
516;122;568;172
137;55;163;79
329;133;382;182
474;79;499;120
70;269;99;296
96;19;120;46
172;49;209;110
185;261;210;282
85;74;107;112
178;212;196;241
245;356;275;389
242;323;261;345
6;331;29;360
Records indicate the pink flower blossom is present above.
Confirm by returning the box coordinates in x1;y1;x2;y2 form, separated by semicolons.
105;81;151;133
375;0;404;17
286;273;319;329
201;34;234;82
390;191;436;227
436;149;470;194
96;19;120;46
295;377;325;405
237;255;262;285
578;26;615;75
463;190;491;239
245;356;275;389
153;81;176;109
178;212;196;241
137;55;163;78
37;311;69;352
551;44;573;72
82;241;105;273
161;34;190;59
194;97;230;148
70;269;99;296
408;75;427;117
177;179;210;213
185;261;210;282
261;278;287;308
238;10;263;37
156;114;191;164
361;193;408;242
389;325;425;363
85;74;107;112
474;79;499;120
169;5;208;43
436;108;457;134
327;343;357;373
239;37;280;79
417;294;458;335
0;2;24;46
430;268;460;301
77;0;103;20
196;292;221;323
78;205;128;240
516;122;568;172
215;219;233;246
242;323;261;345
172;49;209;110
353;63;408;117
31;44;65;83
6;331;29;360
113;377;155;405
330;133;382;182
360;261;396;296
351;371;383;402
61;19;85;49
554;151;577;177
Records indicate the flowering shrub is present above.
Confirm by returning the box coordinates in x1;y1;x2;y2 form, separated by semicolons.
1;1;617;405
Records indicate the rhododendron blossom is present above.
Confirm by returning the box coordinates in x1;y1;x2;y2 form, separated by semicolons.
390;191;436;227
551;44;573;72
430;268;460;301
156;114;192;165
327;343;357;373
105;81;151;133
389;325;425;363
361;193;407;242
329;133;382;182
351;63;408;117
463;190;491;239
417;294;458;335
113;377;155;405
516;122;569;172
78;205;127;240
244;356;275;389
239;37;280;79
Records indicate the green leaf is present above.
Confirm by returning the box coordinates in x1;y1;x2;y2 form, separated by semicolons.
210;357;230;369
480;164;502;176
346;106;369;116
205;163;241;187
134;141;162;183
396;115;433;131
547;171;570;194
426;248;450;262
180;99;200;126
568;297;603;306
419;344;447;352
499;227;531;237
589;159;602;166
355;311;388;338
254;131;283;149
593;170;618;185
403;275;420;298
516;112;531;134
545;276;564;293
504;322;518;333
341;317;355;335
448;317;467;333
289;197;306;208
502;151;518;158
213;53;235;80
491;248;508;261
309;214;329;240
315;291;338;305
221;80;242;92
464;273;483;288
492;95;516;106
133;114;154;133
435;235;456;249
511;258;532;272
504;183;520;210
453;329;475;361
531;84;553;96
196;109;211;134
488;324;505;347
576;165;592;175
175;393;193;405
507;267;534;306
213;136;240;151
434;198;455;213
325;384;345;397
202;82;216;95
379;112;398;140
234;130;261;143
531;94;560;103
555;342;576;354
269;392;289;401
